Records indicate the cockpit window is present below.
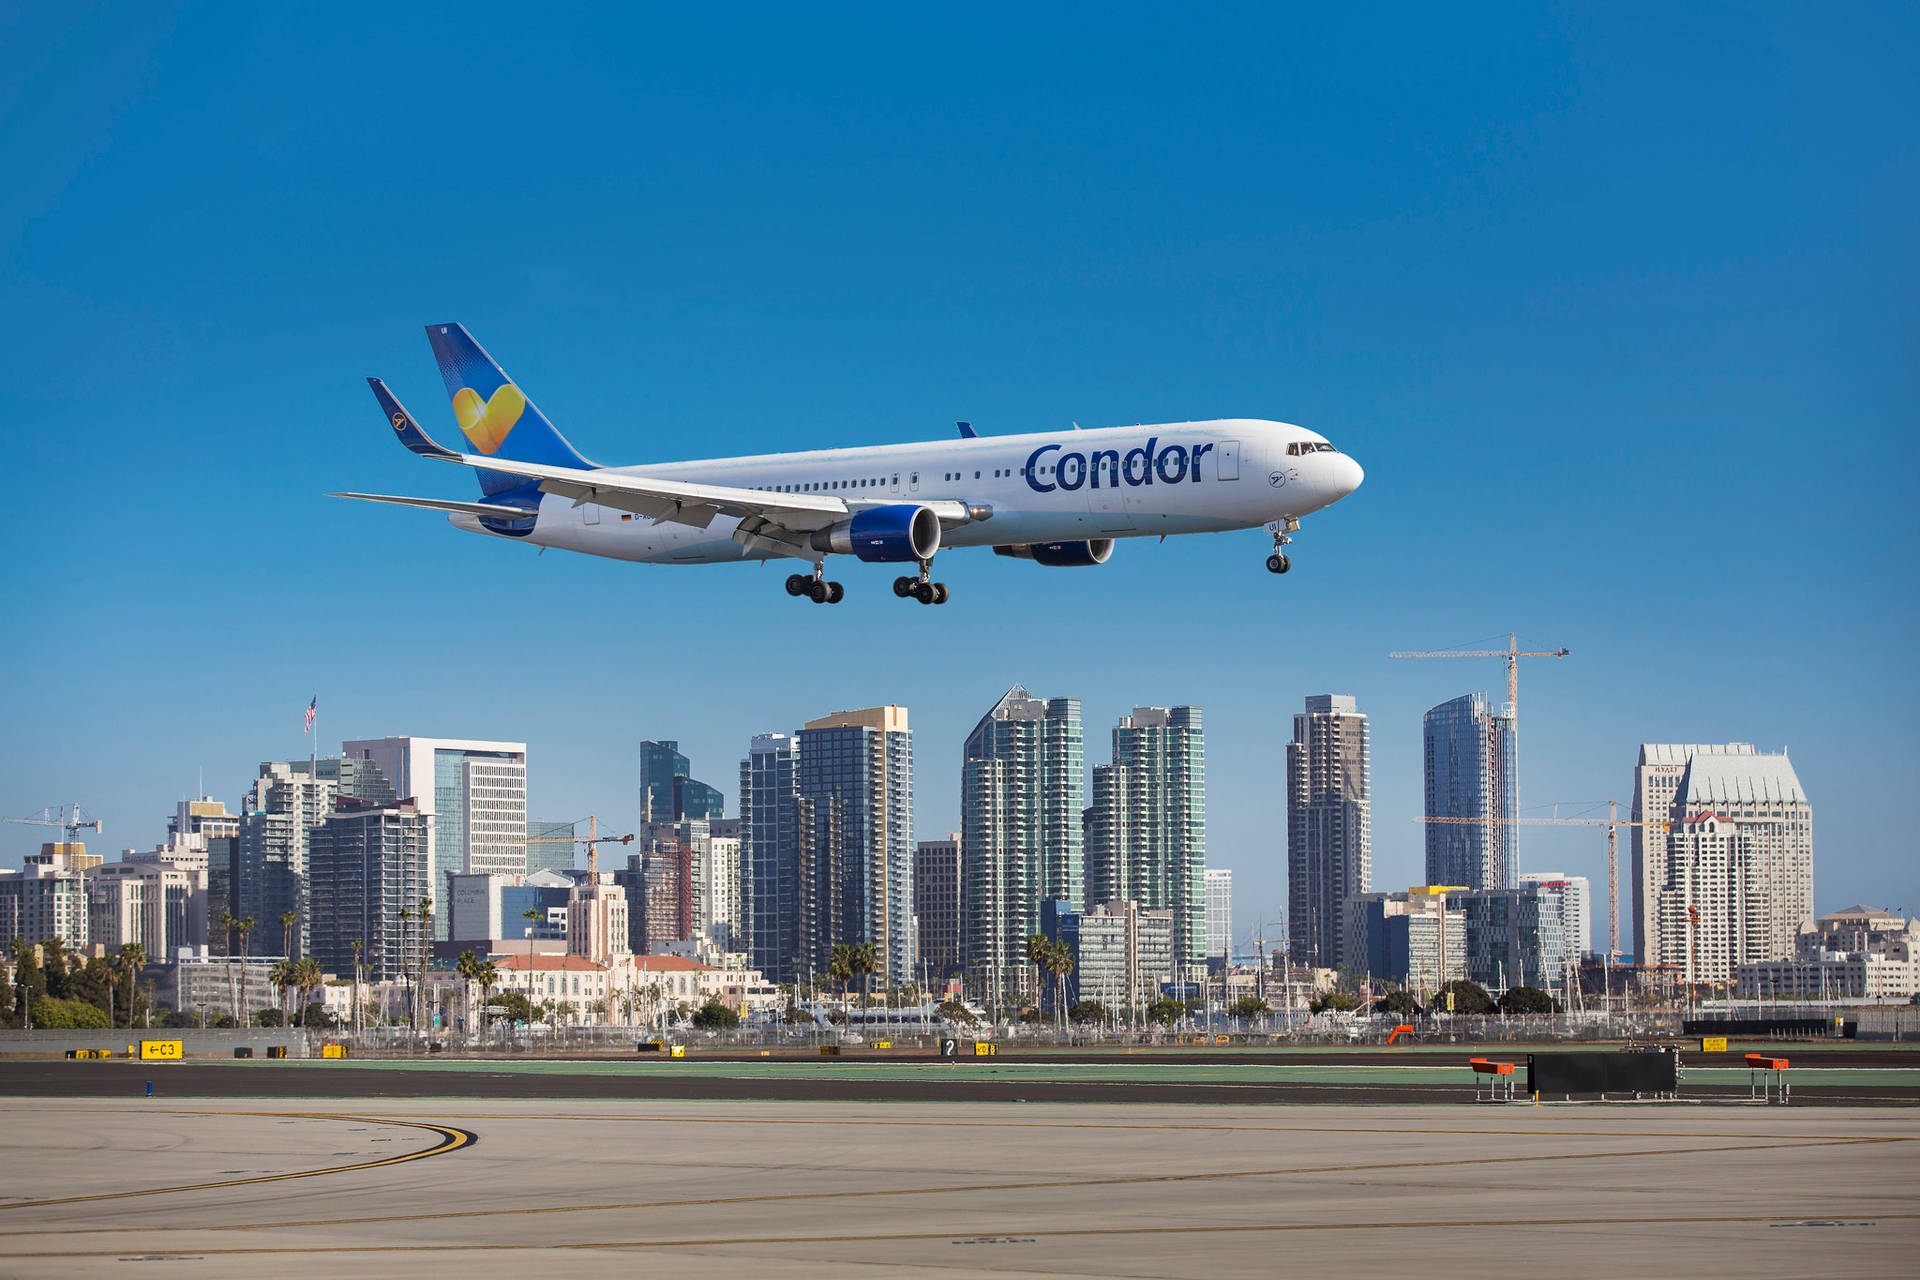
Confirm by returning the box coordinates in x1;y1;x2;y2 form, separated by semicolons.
1287;441;1340;455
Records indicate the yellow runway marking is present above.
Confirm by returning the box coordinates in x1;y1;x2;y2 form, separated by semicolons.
7;1211;1918;1258
0;1112;474;1210
0;1135;1892;1237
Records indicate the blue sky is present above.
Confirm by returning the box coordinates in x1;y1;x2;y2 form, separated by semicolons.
5;3;1916;951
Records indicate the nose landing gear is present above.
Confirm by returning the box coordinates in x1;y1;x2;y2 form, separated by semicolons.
1265;517;1298;575
893;561;950;605
786;568;845;604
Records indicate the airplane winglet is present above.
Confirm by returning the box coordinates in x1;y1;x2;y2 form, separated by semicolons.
368;377;460;461
956;421;977;438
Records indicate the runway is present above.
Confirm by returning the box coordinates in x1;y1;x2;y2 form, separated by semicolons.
1;1098;1915;1277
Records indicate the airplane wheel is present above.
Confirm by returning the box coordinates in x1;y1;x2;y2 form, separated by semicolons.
893;576;914;598
915;582;936;604
809;580;831;603
786;574;809;596
932;583;950;604
827;581;845;604
1266;553;1291;575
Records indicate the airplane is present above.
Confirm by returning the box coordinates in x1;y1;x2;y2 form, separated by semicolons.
335;324;1364;605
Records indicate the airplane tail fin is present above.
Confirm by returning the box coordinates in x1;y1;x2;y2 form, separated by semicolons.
425;323;596;496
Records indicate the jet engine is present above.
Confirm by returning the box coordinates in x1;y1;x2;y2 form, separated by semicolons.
992;539;1115;567
810;504;942;563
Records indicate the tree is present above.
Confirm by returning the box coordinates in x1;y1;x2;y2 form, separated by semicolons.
825;944;854;1007
1499;985;1558;1015
416;896;434;1033
1435;980;1495;1016
235;916;256;1022
475;960;499;1042
488;991;534;1027
1068;1000;1110;1024
9;940;46;1026
219;911;238;1020
269;960;294;1023
1147;996;1186;1026
936;999;978;1026
1309;990;1356;1013
1230;995;1270;1018
280;909;299;960
38;937;67;999
782;1003;813;1024
455;950;482;1039
691;998;740;1029
1374;989;1420;1017
1026;935;1076;1031
350;939;364;1037
253;1008;287;1027
293;957;325;1025
113;943;146;1029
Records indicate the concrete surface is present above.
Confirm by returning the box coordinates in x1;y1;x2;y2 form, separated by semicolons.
0;1098;1913;1277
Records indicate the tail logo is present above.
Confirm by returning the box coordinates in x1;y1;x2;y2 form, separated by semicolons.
451;383;529;454
392;411;408;432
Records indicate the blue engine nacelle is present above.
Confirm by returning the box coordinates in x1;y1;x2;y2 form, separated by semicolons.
810;504;943;563
993;539;1115;567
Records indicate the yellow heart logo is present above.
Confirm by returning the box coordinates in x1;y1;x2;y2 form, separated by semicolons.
451;384;528;454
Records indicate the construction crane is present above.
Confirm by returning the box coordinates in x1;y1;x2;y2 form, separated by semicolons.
1388;632;1570;723
4;804;101;843
524;815;634;875
1416;802;1663;960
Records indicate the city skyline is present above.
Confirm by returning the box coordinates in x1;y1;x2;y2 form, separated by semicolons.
5;8;1914;953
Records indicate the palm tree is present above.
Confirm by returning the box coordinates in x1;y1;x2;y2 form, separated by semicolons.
235;916;256;1023
455;950;481;1041
1046;942;1075;1033
268;959;294;1024
219;911;238;1021
114;943;146;1029
827;945;854;1010
350;939;364;1039
475;960;499;1046
847;942;879;1021
416;896;434;1035
280;909;299;961
292;956;324;1026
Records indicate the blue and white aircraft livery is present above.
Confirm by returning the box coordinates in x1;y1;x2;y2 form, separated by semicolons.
336;324;1364;604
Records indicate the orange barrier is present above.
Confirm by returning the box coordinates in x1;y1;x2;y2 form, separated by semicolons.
1469;1056;1518;1101
1746;1053;1790;1104
1386;1024;1415;1045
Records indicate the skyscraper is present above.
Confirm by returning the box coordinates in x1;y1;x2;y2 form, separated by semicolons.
526;820;577;874
1635;744;1813;983
306;798;429;982
740;732;799;982
343;737;527;938
1519;871;1591;966
914;835;962;980
1085;705;1206;972
237;757;387;947
1204;867;1233;962
1287;694;1371;969
640;740;725;822
170;799;239;948
1423;694;1517;890
961;685;1083;1004
798;706;915;984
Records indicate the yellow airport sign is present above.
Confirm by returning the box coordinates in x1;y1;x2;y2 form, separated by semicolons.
321;1043;348;1059
669;1044;686;1057
1701;1036;1728;1052
138;1039;183;1061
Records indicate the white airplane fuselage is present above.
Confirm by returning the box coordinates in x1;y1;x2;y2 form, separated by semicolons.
451;418;1362;564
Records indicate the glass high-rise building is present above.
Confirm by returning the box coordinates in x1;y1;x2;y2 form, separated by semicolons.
1288;694;1371;969
526;820;577;874
343;737;527;940
961;685;1083;1005
1204;867;1233;962
1085;705;1206;972
741;733;800;982
641;740;725;822
914;836;962;980
307;798;429;982
1422;694;1516;891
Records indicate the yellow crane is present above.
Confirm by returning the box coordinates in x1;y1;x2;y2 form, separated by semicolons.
1416;803;1664;960
1388;632;1570;723
524;815;635;876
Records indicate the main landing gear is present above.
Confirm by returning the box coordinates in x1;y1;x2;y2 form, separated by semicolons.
1265;517;1298;575
786;569;844;604
893;561;950;605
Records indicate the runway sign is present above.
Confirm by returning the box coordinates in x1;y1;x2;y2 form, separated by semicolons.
139;1040;184;1061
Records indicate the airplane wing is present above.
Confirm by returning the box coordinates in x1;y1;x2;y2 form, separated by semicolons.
330;492;539;520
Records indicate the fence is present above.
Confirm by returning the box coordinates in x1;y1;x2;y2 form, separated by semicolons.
0;1029;312;1058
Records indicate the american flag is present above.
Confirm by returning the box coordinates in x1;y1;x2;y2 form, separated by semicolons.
304;696;317;733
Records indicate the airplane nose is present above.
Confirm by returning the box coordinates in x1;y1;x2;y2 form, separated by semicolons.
1337;454;1364;496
